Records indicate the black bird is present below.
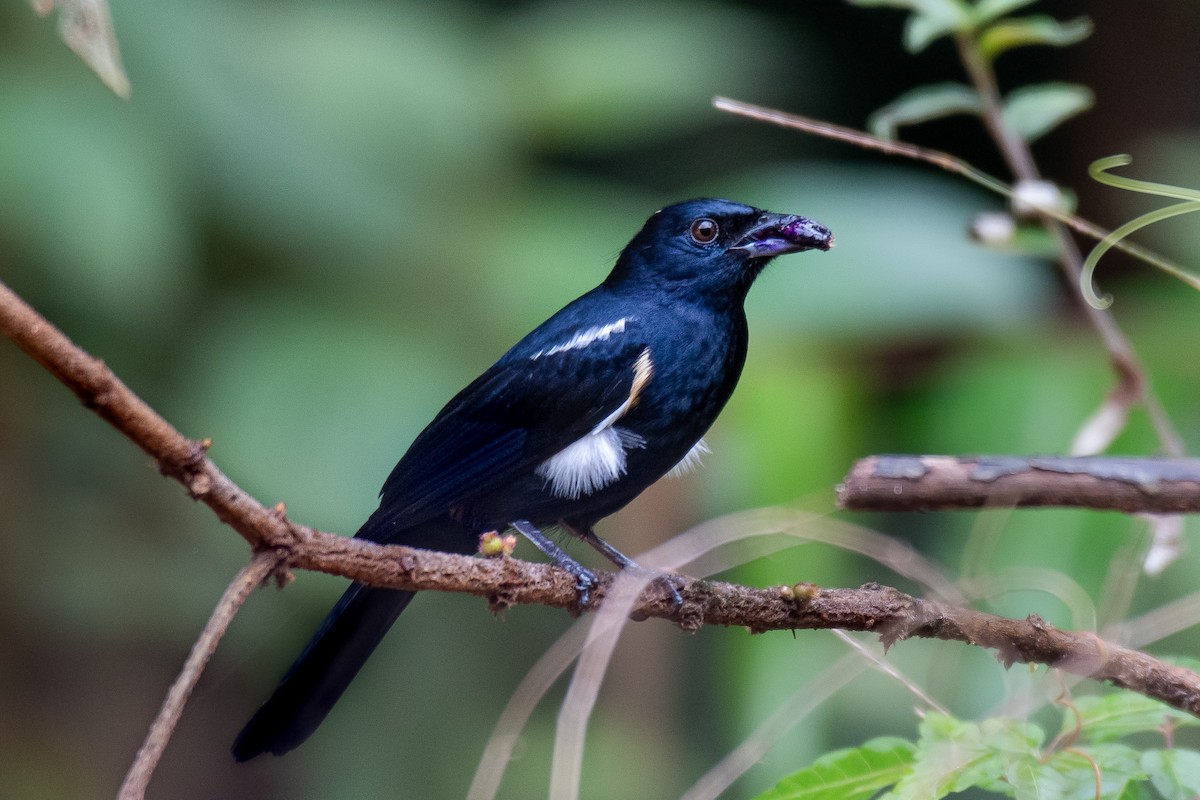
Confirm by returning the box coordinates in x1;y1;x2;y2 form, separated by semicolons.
232;198;832;760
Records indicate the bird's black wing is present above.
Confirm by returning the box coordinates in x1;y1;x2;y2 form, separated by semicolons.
360;327;649;540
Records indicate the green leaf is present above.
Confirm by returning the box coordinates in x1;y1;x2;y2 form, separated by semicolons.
904;9;965;52
970;0;1040;26
1008;752;1074;800
1045;744;1148;800
887;715;1042;800
989;742;1047;799
752;738;916;800
848;0;970;52
1142;750;1200;800
1002;82;1093;142
979;15;1093;61
1069;693;1200;744
869;82;983;140
1116;782;1151;800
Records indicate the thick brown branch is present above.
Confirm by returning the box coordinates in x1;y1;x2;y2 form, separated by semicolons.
838;455;1200;513
275;535;1200;718
5;277;1200;793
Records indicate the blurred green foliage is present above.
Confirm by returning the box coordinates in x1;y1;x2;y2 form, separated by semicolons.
2;1;1200;799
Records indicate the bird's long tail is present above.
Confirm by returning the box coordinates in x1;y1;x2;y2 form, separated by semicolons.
233;512;479;760
231;583;415;760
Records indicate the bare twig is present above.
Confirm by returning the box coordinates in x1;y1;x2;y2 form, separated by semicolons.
952;33;1038;183
951;34;1183;459
710;96;1185;458
712;96;1010;192
117;552;280;800
709;98;1162;269
838;455;1200;514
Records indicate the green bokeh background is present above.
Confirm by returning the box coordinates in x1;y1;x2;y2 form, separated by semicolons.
2;1;1199;798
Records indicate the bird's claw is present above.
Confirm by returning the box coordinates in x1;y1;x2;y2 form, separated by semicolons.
657;573;685;614
624;568;684;621
569;565;598;607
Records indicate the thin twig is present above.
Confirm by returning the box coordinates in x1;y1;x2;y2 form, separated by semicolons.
709;98;1179;282
713;96;1008;191
952;32;1038;181
711;95;1185;458
952;34;1183;457
116;552;281;800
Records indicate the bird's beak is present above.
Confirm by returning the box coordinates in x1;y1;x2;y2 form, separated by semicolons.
731;213;833;258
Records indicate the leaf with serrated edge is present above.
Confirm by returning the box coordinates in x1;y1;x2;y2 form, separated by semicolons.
1010;743;1145;800
1069;693;1200;745
887;715;1041;800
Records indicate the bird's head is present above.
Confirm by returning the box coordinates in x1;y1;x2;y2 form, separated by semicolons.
605;198;832;299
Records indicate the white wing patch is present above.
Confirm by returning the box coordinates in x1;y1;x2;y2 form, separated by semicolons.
536;347;654;499
666;438;711;479
531;318;629;359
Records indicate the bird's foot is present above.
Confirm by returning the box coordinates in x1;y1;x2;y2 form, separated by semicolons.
565;523;684;617
656;571;686;614
618;565;684;620
510;519;597;608
564;562;599;607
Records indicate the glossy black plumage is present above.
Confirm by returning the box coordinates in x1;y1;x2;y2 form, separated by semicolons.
232;198;832;760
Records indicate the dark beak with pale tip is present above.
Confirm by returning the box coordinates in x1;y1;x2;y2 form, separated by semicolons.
732;213;834;258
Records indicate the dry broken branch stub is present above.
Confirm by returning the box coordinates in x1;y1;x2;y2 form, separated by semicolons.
838;455;1200;514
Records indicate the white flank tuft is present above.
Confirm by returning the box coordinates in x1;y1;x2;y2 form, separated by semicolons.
666;438;711;479
536;346;654;499
532;318;628;359
537;427;642;499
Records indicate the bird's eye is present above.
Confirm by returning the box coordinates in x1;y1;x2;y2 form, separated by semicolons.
689;218;719;244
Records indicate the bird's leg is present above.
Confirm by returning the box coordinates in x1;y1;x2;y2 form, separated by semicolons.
565;525;683;613
509;520;597;606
